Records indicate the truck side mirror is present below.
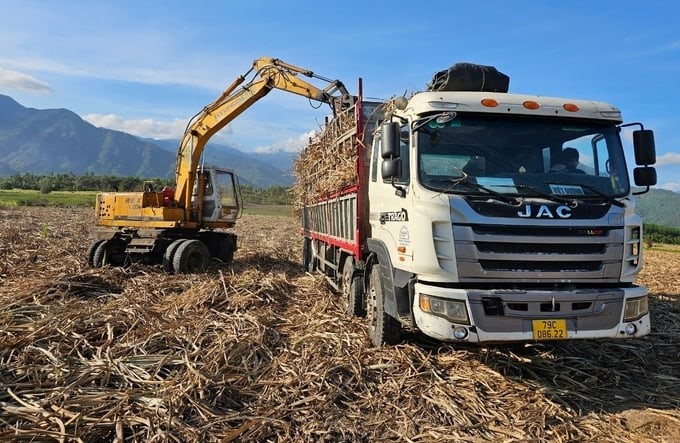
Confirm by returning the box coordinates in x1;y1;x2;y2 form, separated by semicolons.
381;123;400;159
633;166;657;187
380;122;406;197
633;129;656;165
382;158;402;180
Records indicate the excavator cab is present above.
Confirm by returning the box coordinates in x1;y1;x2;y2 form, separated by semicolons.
194;165;242;225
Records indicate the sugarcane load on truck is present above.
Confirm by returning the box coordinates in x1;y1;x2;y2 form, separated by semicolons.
295;62;657;346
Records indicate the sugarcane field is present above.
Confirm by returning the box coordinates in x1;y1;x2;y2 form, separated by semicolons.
0;205;678;442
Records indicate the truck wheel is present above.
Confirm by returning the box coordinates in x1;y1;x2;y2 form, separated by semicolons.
172;239;210;273
342;258;364;317
302;237;316;272
366;265;401;346
86;240;105;267
163;239;186;273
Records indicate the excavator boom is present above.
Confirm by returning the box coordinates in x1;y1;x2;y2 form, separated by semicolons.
174;57;354;215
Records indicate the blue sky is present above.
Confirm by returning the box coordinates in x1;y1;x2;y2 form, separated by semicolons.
0;0;678;190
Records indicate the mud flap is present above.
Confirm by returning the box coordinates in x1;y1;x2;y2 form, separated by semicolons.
366;239;414;323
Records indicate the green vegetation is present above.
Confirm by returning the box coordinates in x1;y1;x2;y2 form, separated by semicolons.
644;224;680;246
0;172;172;193
2;174;678;237
0;173;294;210
0;189;96;207
239;185;291;205
242;204;294;217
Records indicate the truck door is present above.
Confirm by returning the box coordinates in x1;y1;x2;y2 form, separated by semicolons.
369;123;413;271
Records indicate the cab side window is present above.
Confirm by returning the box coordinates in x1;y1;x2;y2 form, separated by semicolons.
396;124;410;184
371;136;380;182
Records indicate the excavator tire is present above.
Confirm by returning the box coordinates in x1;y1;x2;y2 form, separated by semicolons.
172;239;210;273
86;240;105;267
91;239;127;268
216;236;235;264
163;239;187;273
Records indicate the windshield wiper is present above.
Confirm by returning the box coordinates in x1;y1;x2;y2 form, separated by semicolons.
429;176;521;205
516;185;578;208
579;184;625;208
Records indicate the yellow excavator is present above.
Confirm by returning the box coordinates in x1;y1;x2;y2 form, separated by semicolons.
87;57;355;273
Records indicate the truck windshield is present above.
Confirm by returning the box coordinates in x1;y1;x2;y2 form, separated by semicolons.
417;113;629;199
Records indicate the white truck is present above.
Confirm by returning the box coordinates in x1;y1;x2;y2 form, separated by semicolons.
298;63;657;346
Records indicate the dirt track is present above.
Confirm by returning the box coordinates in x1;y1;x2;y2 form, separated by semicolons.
1;207;679;442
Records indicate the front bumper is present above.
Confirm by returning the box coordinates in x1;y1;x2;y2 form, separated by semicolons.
412;282;650;342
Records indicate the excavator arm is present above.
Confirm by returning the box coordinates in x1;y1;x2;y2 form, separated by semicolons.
174;57;355;218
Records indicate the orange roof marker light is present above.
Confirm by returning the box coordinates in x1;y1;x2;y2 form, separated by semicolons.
481;98;499;108
523;100;541;110
563;103;580;112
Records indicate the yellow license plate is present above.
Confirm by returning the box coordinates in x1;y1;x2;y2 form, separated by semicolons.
532;319;568;340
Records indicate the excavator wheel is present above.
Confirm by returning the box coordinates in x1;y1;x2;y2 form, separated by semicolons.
163;239;187;273
172;239;210;273
86;240;105;267
91;239;127;268
216;236;235;264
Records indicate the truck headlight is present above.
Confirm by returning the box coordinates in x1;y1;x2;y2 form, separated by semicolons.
624;295;648;321
419;294;469;324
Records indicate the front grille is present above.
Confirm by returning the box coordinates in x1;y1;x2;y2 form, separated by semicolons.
479;260;602;273
472;225;609;237
452;223;623;282
476;242;605;255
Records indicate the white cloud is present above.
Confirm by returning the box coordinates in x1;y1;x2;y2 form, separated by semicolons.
637;40;680;56
83;113;187;140
656;152;680;167
253;130;317;153
658;182;680;192
0;67;51;92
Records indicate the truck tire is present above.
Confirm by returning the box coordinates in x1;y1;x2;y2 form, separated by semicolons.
366;265;401;346
302;237;316;272
172;239;210;273
163;239;186;273
342;258;364;317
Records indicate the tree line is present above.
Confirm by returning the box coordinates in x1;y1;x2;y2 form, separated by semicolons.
0;172;173;193
645;224;680;246
0;172;292;205
2;173;679;244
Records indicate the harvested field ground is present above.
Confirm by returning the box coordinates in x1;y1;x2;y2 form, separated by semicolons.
1;206;679;442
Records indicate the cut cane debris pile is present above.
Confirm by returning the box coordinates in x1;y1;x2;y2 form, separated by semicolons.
1;207;679;442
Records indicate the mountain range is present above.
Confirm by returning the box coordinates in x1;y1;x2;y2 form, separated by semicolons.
0;93;678;227
635;188;680;229
0;94;297;187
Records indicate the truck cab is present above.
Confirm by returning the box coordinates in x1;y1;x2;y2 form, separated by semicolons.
369;91;657;343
